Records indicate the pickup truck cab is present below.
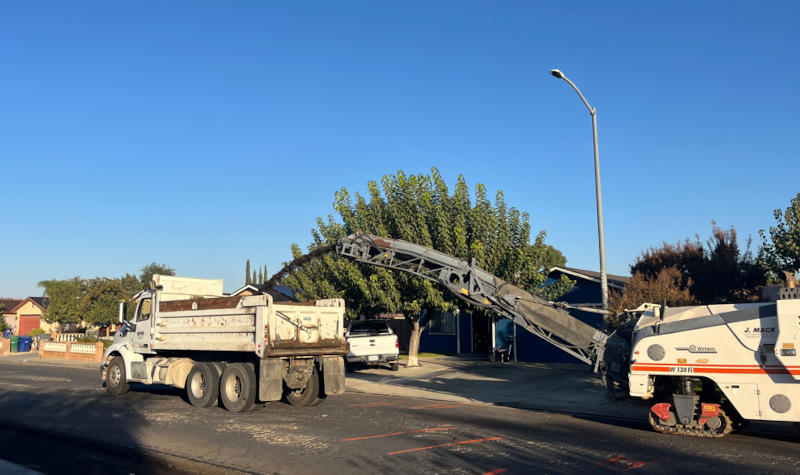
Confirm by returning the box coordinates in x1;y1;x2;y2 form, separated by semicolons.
345;320;400;371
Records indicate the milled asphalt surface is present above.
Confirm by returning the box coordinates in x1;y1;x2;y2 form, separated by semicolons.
345;355;649;419
0;352;798;474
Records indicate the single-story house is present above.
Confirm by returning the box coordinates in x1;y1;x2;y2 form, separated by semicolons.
504;266;630;363
1;297;57;335
1;298;24;332
417;266;630;363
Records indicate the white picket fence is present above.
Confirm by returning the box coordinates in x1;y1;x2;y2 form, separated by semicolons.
55;333;86;342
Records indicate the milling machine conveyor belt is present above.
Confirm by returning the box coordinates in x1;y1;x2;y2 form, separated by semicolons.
336;233;609;366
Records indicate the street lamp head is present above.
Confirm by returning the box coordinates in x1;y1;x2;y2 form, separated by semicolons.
550;69;565;79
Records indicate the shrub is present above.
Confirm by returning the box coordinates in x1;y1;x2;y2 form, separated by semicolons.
76;336;100;344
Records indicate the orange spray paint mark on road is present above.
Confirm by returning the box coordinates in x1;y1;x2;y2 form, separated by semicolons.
409;402;468;410
388;437;503;455
482;469;507;475
596;455;656;471
347;402;398;408
341;427;452;442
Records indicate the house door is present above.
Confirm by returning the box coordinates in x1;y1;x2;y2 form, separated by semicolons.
19;315;41;335
471;313;490;354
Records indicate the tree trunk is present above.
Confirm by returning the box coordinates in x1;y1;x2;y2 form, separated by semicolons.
406;313;423;367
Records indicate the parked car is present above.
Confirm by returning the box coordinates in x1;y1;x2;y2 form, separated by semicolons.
345;320;400;371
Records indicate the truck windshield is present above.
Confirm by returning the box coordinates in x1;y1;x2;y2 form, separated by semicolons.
349;321;391;335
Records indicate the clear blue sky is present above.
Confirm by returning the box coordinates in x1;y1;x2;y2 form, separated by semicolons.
2;1;798;298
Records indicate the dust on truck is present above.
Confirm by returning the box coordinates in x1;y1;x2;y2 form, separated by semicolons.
101;275;347;411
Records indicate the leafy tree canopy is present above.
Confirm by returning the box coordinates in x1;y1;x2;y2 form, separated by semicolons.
613;222;765;309
139;262;176;290
38;278;84;325
280;168;572;320
759;193;800;280
40;270;169;326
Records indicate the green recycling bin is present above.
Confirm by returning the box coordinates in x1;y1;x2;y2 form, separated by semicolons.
9;335;19;353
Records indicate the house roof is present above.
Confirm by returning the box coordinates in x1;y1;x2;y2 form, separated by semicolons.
230;284;260;296
7;297;47;313
230;284;298;302
548;266;630;290
0;299;24;314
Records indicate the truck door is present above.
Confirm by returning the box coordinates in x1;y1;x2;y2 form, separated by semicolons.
132;297;156;354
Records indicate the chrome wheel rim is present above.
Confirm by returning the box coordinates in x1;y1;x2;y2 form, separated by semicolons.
109;365;121;387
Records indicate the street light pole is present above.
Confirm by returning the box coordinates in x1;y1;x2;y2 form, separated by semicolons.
550;69;608;310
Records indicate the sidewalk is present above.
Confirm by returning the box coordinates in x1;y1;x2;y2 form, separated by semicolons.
345;355;650;420
0;351;99;369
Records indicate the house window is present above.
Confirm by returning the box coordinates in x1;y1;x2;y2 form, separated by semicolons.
429;311;456;335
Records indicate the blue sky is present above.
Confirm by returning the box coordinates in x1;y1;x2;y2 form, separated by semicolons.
2;1;798;297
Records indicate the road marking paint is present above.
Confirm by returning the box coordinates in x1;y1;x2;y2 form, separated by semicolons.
388;437;503;455
596;455;656;471
409;402;468;410
482;469;507;475
341;427;452;441
347;402;399;408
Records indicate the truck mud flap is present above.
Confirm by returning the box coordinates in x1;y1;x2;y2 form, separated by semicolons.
321;356;345;396
259;359;284;402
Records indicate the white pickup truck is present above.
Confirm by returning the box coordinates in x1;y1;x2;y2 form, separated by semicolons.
345;320;400;371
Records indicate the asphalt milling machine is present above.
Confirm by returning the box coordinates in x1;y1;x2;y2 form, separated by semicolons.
266;233;800;438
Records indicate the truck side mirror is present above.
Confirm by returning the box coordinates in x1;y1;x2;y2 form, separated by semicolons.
118;301;128;324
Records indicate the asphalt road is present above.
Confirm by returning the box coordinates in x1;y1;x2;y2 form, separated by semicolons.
0;357;798;474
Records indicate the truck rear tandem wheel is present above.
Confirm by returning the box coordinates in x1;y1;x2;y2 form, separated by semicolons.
219;363;257;412
285;367;321;407
186;362;220;408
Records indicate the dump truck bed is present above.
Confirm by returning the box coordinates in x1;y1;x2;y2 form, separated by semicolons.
152;293;347;356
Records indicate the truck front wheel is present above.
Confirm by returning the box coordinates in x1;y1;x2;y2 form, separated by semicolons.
220;363;256;412
106;357;129;396
186;363;220;408
286;367;320;407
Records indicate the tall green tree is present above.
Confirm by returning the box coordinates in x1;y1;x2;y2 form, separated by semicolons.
139;263;176;290
759;193;800;280
78;278;129;325
624;223;765;306
280;169;571;366
38;278;84;325
246;259;252;284
258;268;264;285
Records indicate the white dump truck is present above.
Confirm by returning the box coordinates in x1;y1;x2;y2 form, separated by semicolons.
101;275;347;411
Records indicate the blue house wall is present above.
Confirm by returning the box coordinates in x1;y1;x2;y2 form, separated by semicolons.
414;270;621;361
510;276;606;363
418;310;472;355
